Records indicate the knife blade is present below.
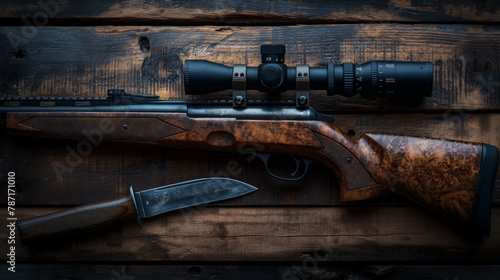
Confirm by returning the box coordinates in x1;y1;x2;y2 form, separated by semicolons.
17;177;257;244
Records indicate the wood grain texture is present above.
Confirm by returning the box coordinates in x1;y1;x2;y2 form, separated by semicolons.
366;134;481;223
0;25;499;111
0;0;498;23
2;207;500;262
333;113;500;147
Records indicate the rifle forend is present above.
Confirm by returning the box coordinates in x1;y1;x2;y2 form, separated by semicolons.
1;91;498;235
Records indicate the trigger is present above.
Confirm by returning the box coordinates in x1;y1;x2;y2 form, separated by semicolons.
293;157;312;179
290;157;303;177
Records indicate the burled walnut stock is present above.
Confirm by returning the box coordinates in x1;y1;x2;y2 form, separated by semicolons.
7;112;483;226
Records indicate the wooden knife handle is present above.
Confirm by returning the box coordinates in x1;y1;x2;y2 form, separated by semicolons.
18;196;136;244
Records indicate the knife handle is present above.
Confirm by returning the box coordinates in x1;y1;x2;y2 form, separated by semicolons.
18;195;136;244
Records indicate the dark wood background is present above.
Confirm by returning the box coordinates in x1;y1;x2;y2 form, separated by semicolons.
1;1;499;279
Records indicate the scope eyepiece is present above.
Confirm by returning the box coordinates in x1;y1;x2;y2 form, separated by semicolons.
329;61;433;98
183;44;433;98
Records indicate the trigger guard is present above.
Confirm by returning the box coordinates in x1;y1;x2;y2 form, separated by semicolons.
256;153;311;181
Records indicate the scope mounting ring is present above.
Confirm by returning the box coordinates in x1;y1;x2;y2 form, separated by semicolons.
232;64;247;108
295;65;310;108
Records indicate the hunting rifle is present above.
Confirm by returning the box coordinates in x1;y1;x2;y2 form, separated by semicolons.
0;45;498;235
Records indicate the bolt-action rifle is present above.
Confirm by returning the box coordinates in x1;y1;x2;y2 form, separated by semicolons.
1;45;498;235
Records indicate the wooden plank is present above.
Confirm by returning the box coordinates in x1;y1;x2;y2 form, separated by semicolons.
1;113;498;206
2;264;500;280
0;0;499;24
2;206;500;262
333;113;500;148
1;25;499;111
0;2;496;279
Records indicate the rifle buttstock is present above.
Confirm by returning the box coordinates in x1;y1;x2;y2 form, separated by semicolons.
359;133;498;235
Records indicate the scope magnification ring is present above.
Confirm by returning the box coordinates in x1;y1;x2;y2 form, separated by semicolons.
327;62;335;96
343;62;354;97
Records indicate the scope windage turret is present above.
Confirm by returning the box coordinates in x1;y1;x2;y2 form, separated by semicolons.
184;44;433;98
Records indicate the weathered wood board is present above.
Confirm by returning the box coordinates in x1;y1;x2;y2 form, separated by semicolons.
2;207;500;262
2;264;500;280
1;0;499;23
1;25;499;111
0;0;499;278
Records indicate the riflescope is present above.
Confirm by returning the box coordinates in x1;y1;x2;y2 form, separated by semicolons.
184;44;433;107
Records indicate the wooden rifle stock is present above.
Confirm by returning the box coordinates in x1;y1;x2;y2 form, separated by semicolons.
6;111;499;235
